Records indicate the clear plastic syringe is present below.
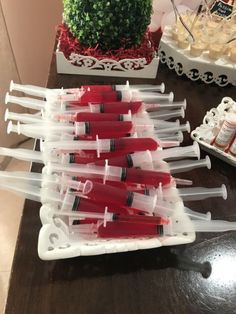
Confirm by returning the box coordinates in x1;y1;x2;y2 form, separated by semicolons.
90;142;200;169
10;80;166;96
6;92;186;116
45;162;174;187
9;81;174;104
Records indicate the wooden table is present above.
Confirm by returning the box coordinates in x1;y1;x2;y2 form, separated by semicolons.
5;55;236;314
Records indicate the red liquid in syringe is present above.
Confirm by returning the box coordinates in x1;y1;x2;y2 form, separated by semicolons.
83;181;132;207
93;154;134;168
67;101;143;114
90;101;143;114
70;138;158;160
69;90;122;105
71;196;129;215
124;168;171;187
83;121;133;137
83;181;156;214
75;112;125;122
98;221;164;238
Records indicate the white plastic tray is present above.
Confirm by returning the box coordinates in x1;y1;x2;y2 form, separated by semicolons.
191;97;236;167
38;201;195;260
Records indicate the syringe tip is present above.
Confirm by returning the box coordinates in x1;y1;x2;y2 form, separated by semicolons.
7;121;13;134
181;107;185;118
160;82;165;93
193;141;200;160
5;92;9;105
4;108;9;122
205;155;211;169
9;80;14;92
186;121;191;133
169;91;174;102
183;99;187;110
222;184;228;200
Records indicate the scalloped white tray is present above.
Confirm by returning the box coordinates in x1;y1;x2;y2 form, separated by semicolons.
191;97;236;167
159;26;236;87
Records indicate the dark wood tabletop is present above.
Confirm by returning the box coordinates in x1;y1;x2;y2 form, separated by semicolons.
5;54;236;314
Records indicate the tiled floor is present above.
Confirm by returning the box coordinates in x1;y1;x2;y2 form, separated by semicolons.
0;139;34;314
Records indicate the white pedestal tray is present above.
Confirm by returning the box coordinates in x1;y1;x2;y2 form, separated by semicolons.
159;26;236;87
191;97;236;167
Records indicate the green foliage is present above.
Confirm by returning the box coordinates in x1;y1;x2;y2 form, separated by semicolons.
63;0;152;50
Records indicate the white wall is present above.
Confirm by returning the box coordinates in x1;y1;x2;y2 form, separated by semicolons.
0;0;63;149
1;0;63;86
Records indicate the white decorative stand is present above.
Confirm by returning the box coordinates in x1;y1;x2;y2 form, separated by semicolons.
56;49;159;78
38;201;195;260
159;26;236;87
191;97;236;167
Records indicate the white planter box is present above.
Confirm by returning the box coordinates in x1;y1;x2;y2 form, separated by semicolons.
56;48;159;78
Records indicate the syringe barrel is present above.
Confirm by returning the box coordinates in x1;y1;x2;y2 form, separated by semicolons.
74;112;124;122
42;139;110;153
124;168;172;187
129;151;153;167
131;192;157;213
151;142;200;160
0;147;43;163
112;138;159;153
98;221;164;238
151;108;185;120
178;185;227;201
139;92;174;103
5;109;42;124
83;180;133;207
89;101;143;114
77;121;133;136
5;93;45;110
10;81;49;97
168;156;211;174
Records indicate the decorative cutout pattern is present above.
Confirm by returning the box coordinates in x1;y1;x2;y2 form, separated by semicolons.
159;27;236;87
69;53;149;72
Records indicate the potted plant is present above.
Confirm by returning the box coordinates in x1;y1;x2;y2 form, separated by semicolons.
57;0;159;77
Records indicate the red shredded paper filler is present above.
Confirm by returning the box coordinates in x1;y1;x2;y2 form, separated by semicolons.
58;24;157;67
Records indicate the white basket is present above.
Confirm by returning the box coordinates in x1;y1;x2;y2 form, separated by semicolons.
159;26;236;87
191;97;236;167
56;48;159;78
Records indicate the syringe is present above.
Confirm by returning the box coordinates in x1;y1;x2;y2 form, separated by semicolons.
9;80;166;97
90;142;201;168
6;93;186;117
8;119;189;140
41;137;178;157
97;217;236;238
5;110;185;138
9;81;174;104
0;135;180;165
0;178;172;222
0;177;229;228
45;162;174;187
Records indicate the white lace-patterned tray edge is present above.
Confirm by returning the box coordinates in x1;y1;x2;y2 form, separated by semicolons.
38;223;195;260
191;96;236;167
158;26;236;87
56;45;159;78
38;201;195;260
